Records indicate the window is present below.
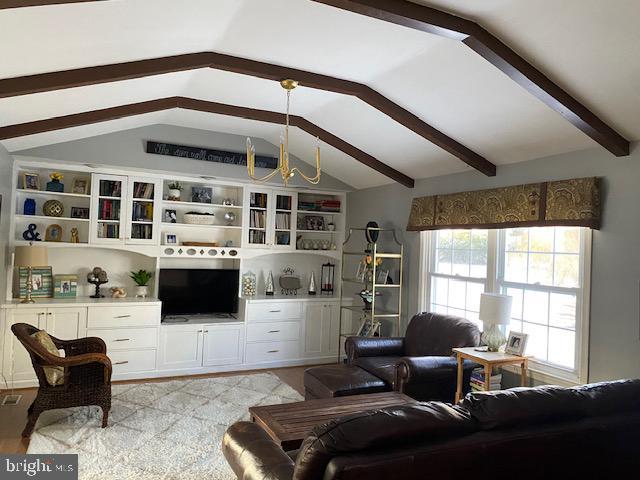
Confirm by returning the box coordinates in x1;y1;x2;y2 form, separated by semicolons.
422;226;590;382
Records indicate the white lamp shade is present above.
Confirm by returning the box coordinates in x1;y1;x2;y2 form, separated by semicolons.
479;293;512;326
14;245;48;267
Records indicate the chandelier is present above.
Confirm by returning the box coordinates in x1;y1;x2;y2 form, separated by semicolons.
247;79;321;186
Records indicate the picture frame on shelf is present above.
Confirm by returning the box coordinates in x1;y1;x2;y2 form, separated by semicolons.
191;186;212;204
72;177;90;195
304;215;325;231
53;274;78;298
356;318;381;337
70;207;90;219
45;224;63;242
376;269;389;285
22;172;40;190
163;232;179;245
164;209;177;223
505;331;528;356
355;261;367;282
19;267;53;299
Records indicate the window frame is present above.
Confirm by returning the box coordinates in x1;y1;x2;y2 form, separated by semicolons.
420;227;591;384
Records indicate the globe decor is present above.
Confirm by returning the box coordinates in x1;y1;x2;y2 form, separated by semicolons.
43;199;64;217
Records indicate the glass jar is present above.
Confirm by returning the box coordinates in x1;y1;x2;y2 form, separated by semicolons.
242;271;257;296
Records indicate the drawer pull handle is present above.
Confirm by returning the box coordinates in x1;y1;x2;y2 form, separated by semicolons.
267;350;279;353
269;310;281;313
114;361;129;365
268;330;280;333
113;338;130;342
114;315;131;319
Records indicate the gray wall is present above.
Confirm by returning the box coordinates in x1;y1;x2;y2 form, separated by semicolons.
14;124;352;191
347;144;640;383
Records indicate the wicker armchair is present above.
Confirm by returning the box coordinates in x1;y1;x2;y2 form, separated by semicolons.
11;323;112;438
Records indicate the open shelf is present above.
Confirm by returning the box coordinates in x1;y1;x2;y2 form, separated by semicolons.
16;189;91;199
15;214;90;223
297;229;342;234
162;200;243;209
161;222;242;230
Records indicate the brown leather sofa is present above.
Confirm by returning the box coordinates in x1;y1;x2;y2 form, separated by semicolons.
223;379;640;479
346;312;481;401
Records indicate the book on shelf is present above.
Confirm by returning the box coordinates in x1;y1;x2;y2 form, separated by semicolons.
99;199;120;220
131;223;153;240
97;223;120;239
250;210;266;228
470;368;502;391
132;182;154;199
298;199;341;212
250;192;268;208
276;195;292;210
131;202;153;221
249;229;265;244
275;212;291;230
99;180;122;197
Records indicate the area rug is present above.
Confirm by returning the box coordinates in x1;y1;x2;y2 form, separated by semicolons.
26;373;303;479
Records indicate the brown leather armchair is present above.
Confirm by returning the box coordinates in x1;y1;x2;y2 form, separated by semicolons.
345;312;481;402
11;323;112;437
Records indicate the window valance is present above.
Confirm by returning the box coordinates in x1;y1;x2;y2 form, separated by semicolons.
407;177;601;231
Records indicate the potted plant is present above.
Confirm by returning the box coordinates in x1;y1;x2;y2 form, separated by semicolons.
130;269;152;298
167;182;183;201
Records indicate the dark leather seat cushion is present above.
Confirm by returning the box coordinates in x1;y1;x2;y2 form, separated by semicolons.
353;356;403;386
305;364;388;398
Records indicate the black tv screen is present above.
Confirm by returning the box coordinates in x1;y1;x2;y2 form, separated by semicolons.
159;269;239;316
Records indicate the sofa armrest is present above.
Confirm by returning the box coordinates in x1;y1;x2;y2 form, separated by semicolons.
395;356;479;386
345;336;404;363
222;422;295;480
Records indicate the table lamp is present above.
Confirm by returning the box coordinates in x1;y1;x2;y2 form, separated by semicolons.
14;244;49;304
479;293;512;352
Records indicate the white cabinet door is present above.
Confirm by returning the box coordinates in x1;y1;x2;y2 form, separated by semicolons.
304;303;324;356
270;189;297;250
158;325;203;370
243;187;272;248
202;324;244;367
125;176;162;246
3;309;45;385
45;307;87;341
91;173;128;244
324;304;340;356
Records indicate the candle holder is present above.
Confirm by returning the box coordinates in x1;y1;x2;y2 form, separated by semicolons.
88;279;108;298
87;266;109;298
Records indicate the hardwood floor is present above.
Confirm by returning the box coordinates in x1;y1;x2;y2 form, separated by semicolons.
0;366;308;454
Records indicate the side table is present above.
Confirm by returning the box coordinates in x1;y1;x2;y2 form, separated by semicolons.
453;346;531;403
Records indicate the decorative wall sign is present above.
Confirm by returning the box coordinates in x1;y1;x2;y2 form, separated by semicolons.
146;141;277;169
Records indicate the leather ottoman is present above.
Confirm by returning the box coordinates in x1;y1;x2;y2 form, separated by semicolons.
304;364;390;400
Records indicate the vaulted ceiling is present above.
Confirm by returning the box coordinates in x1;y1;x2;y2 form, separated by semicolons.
1;0;638;189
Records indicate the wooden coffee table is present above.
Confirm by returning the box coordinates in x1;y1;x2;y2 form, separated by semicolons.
249;392;416;450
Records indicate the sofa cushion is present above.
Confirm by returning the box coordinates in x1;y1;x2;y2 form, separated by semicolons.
572;379;640;416
461;385;583;430
353;356;403;386
304;365;388;399
294;403;476;480
31;330;64;386
404;313;480;357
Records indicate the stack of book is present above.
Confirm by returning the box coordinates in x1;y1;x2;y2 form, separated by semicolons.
470;368;502;392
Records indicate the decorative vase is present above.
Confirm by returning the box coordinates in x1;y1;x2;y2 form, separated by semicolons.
135;285;149;298
168;189;181;201
265;271;275;296
308;272;317;295
481;324;506;352
24;198;36;216
46;178;64;192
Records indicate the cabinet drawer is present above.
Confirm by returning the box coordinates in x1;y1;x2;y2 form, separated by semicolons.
87;328;158;351
246;302;302;322
245;340;300;363
109;349;157;375
87;305;160;328
246;321;300;343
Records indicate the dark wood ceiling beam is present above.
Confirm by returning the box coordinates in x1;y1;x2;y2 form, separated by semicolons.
0;0;100;8
0;96;415;188
311;0;630;157
0;52;494;176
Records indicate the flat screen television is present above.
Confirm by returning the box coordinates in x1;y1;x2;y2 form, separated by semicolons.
158;269;239;316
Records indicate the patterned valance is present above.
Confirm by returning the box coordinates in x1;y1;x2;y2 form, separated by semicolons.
407;177;601;231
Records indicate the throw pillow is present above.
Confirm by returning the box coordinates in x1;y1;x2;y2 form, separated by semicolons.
30;330;65;386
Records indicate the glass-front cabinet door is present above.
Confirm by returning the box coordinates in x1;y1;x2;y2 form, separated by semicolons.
271;190;297;250
91;174;127;244
243;187;271;248
125;176;162;245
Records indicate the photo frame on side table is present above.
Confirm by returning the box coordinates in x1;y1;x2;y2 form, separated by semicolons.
54;275;78;298
505;332;528;356
19;267;53;299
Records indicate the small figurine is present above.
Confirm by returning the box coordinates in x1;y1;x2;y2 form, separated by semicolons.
70;227;80;243
22;223;41;242
110;286;127;298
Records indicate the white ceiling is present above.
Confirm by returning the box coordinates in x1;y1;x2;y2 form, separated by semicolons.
1;0;638;189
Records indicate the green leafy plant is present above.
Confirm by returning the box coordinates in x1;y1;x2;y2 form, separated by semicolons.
168;182;183;191
130;269;152;286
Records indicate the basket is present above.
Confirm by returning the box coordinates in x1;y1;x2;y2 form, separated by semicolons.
183;213;215;225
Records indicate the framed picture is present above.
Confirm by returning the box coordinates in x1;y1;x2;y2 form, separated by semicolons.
355;261;367;282
304;215;325;231
164;209;177;223
45;224;63;242
19;267;53;298
191;186;212;204
163;232;179;245
54;274;78;298
505;331;528;356
22;172;40;190
72;177;89;195
376;269;389;285
70;207;90;219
